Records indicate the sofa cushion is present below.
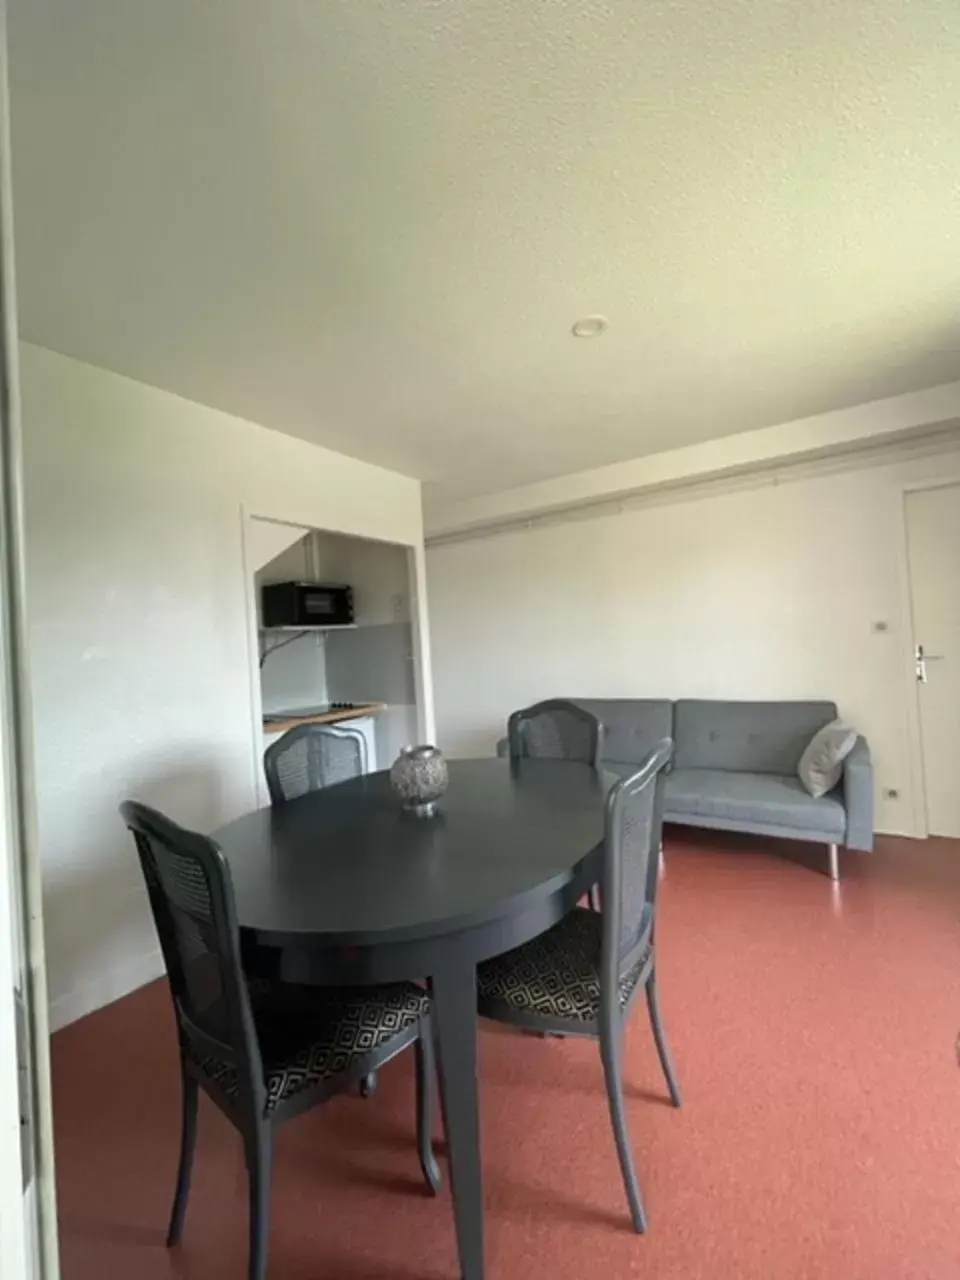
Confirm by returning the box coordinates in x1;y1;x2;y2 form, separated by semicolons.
476;906;651;1025
673;700;838;775
665;768;846;837
571;699;673;767
798;719;859;798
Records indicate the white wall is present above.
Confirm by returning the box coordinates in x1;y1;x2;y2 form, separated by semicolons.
20;343;429;1029
427;443;960;839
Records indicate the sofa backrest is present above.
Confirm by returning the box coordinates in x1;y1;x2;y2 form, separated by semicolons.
571;699;674;767
673;700;838;775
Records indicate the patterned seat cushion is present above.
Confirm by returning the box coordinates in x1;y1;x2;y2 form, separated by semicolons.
476;907;651;1025
194;979;429;1113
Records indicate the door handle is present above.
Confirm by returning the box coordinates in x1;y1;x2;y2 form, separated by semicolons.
915;644;946;684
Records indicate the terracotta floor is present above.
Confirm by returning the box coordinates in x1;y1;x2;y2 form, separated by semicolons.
52;831;960;1280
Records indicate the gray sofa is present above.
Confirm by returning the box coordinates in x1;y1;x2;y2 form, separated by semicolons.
500;699;873;880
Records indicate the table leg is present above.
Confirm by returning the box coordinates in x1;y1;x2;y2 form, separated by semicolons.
430;960;484;1280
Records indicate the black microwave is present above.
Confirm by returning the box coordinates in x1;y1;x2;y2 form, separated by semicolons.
261;581;354;628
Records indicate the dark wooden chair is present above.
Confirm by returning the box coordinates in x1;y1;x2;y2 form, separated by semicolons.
263;721;382;1098
121;801;440;1280
507;698;603;768
508;698;605;911
265;720;389;1097
263;721;367;804
475;740;679;1233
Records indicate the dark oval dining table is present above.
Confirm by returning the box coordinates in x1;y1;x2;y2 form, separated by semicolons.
213;757;610;1280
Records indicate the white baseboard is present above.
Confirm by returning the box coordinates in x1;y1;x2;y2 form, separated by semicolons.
48;947;165;1033
875;822;923;840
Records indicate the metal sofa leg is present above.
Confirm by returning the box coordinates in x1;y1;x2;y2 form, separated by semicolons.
827;843;839;882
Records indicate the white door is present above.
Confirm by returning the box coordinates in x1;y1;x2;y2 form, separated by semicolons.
0;1;58;1272
905;483;960;838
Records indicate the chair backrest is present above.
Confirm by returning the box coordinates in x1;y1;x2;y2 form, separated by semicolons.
120;801;263;1113
507;699;603;767
566;698;674;769
600;739;673;1007
264;722;368;804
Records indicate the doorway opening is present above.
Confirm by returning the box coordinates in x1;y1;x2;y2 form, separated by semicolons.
244;517;426;805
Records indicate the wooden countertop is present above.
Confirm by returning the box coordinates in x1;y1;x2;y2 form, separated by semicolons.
262;703;386;735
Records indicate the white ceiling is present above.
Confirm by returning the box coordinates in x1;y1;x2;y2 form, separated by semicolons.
9;1;960;503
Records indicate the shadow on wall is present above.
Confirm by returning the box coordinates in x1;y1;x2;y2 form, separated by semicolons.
44;753;228;1032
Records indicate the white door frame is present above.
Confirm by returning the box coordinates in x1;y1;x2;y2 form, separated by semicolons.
407;540;436;745
0;1;59;1273
896;473;960;839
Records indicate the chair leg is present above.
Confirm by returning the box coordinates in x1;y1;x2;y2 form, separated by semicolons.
645;969;682;1107
599;1023;647;1234
359;1072;379;1098
245;1124;273;1280
166;1070;198;1246
415;1024;442;1195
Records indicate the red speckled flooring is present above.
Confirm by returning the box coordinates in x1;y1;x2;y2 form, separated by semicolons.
52;831;960;1279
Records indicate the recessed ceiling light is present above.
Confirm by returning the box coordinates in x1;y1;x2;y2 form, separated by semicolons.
571;315;609;338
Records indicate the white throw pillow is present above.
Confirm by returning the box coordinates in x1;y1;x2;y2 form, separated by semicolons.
798;719;858;798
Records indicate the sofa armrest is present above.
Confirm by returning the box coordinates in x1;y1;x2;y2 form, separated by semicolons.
496;736;509;759
842;735;874;851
